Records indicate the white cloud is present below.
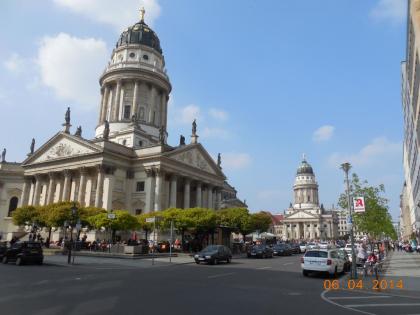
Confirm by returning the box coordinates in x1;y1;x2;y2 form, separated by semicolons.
222;152;252;170
4;53;27;75
53;0;161;31
328;137;401;167
370;0;407;24
36;33;108;108
171;104;201;125
209;108;228;122
202;127;231;139
313;125;335;142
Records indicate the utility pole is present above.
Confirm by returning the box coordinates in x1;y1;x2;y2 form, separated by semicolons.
341;162;357;279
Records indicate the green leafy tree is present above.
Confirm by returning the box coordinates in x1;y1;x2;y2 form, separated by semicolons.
338;173;397;240
12;205;44;228
250;211;272;233
88;210;139;240
217;207;252;241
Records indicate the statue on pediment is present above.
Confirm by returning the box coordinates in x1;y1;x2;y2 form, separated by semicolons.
65;107;71;124
1;148;6;162
217;153;222;168
192;119;197;135
75;126;82;137
103;120;110;140
179;135;185;146
30;138;35;155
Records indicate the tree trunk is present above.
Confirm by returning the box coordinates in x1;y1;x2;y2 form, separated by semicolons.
47;227;52;248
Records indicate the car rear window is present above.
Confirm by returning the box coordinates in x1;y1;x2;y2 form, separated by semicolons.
305;251;328;258
27;243;41;248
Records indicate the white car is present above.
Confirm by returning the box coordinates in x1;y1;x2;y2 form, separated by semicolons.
344;244;356;254
307;243;318;250
299;243;307;253
319;242;329;249
301;249;345;277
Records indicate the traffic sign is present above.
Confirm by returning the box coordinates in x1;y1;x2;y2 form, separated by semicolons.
353;196;365;213
146;217;156;223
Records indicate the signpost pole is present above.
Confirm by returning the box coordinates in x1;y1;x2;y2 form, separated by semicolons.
169;220;173;263
152;218;156;266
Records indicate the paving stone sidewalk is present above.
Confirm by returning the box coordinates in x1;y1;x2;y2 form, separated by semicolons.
384;250;420;277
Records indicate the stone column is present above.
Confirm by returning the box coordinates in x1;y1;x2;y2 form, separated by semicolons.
125;170;134;211
102;166;115;210
296;223;301;240
216;189;222;210
207;185;213;209
19;178;31;207
100;85;110;123
84;176;93;207
154;169;164;211
183;178;191;209
169;175;177;208
113;80;122;121
62;170;72;201
46;173;55;205
145;169;155;213
196;182;202;207
33;175;42;206
94;166;105;208
132;81;138;118
77;168;87;205
28;180;35;205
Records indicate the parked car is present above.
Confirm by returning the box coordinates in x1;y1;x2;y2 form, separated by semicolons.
307;242;319;250
299;242;307;253
273;244;292;256
344;243;356;255
290;243;301;254
319;242;329;249
338;249;351;272
301;249;345;277
0;242;7;259
247;245;274;258
194;245;232;265
2;242;43;266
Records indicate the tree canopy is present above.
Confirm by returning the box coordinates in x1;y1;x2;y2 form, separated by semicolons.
338;173;397;239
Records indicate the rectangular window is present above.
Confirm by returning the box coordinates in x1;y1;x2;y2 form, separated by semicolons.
123;105;131;119
136;181;145;192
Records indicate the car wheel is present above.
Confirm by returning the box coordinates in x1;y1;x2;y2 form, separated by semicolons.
2;256;8;264
195;261;200;264
16;257;22;266
302;270;309;277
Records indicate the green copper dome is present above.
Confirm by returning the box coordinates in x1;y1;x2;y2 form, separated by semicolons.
116;17;162;54
297;158;314;175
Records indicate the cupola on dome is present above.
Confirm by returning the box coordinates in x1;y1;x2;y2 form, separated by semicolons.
116;7;162;54
296;157;314;175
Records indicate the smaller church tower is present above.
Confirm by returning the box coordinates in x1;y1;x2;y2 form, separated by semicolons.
293;155;319;210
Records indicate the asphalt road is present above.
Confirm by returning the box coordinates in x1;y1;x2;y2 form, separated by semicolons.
0;254;419;315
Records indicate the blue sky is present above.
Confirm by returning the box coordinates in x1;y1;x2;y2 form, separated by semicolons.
0;0;407;219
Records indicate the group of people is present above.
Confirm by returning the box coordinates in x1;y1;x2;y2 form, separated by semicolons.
393;240;420;253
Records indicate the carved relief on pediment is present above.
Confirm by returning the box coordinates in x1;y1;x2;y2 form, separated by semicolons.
171;149;215;174
33;139;95;163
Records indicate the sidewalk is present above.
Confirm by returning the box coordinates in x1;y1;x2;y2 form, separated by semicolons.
384;250;420;278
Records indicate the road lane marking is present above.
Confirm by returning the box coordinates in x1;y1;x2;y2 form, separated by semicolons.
345;303;420;308
256;267;272;270
320;291;376;315
329;296;391;300
283;262;293;266
207;272;235;279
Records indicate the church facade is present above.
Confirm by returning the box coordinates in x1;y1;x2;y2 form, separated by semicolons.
282;157;338;240
0;10;245;240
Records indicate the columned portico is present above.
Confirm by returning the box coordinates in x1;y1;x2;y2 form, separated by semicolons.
207;185;213;209
62;170;71;202
154;169;164;211
196;182;202;207
19;178;31;207
169;175;177;208
94;166;104;208
145;169;155;213
77;167;87;205
183;178;191;209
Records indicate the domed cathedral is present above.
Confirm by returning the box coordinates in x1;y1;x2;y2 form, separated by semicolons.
95;8;170;147
282;156;338;241
0;8;246;240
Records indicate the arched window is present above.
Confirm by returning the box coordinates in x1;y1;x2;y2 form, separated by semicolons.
8;196;18;217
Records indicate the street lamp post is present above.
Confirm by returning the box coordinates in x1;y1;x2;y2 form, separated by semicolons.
67;203;78;265
341;162;357;279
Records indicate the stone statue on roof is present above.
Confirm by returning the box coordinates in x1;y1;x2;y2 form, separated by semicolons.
30;138;35;155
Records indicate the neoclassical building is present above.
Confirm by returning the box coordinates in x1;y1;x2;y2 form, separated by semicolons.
282;157;338;240
0;10;245;240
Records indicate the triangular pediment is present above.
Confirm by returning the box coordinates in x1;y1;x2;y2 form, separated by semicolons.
165;144;225;178
24;132;102;165
286;210;317;219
